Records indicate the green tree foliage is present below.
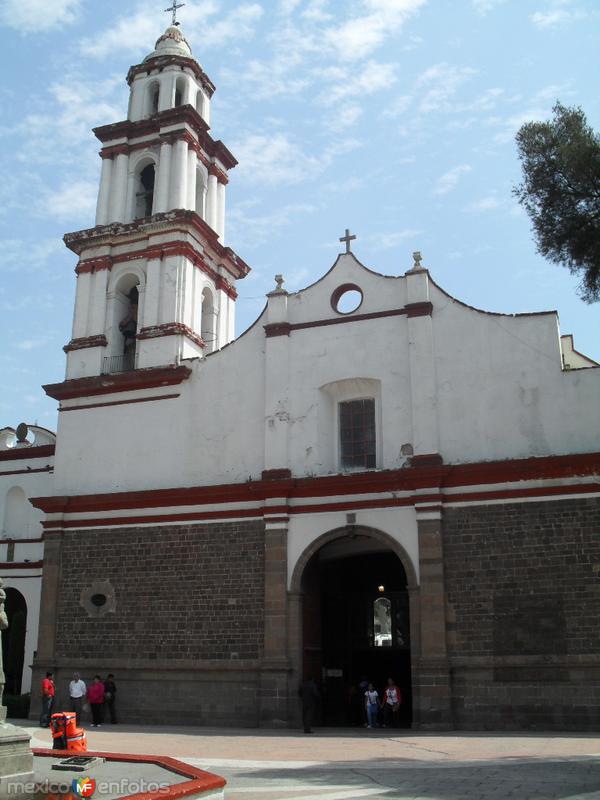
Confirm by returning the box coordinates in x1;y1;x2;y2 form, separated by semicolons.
514;102;600;302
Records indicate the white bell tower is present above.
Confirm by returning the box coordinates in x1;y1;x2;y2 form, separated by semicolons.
58;18;249;384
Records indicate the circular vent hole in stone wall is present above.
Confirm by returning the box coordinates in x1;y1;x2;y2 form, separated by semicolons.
331;284;363;315
91;594;107;608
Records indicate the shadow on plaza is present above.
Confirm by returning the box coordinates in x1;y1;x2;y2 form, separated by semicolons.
234;757;600;799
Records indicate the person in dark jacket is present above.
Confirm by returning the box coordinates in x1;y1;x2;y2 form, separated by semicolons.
104;674;117;724
299;677;320;734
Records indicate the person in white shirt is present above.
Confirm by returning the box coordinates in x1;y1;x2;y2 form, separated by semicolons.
364;683;379;728
381;677;402;728
69;672;87;724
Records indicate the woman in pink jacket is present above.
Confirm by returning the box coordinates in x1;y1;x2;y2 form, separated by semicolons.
87;675;106;727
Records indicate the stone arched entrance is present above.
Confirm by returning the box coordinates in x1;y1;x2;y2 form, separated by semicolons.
1;587;28;695
288;526;420;728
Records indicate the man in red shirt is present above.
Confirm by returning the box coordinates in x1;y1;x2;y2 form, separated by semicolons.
40;671;55;728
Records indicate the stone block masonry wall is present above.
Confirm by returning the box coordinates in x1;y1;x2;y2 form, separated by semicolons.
51;520;265;725
443;497;600;730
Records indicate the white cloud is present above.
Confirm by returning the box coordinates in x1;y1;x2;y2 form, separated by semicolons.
301;0;333;22
530;8;571;27
0;239;63;272
325;105;364;133
326;60;397;103
465;195;503;212
326;0;427;61
80;1;262;60
232;133;323;186
433;164;472;196
44;180;97;222
471;0;507;13
530;0;586;28
228;201;317;248
17;339;49;352
417;63;477;114
0;0;81;33
203;3;264;47
367;228;424;250
233;132;361;187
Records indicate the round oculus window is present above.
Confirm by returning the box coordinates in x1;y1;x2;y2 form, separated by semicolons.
90;593;108;608
331;283;363;315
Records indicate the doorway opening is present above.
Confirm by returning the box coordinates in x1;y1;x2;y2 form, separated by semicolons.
1;587;27;695
301;533;412;727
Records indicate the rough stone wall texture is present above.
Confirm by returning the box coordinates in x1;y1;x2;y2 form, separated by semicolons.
52;521;265;724
443;497;600;730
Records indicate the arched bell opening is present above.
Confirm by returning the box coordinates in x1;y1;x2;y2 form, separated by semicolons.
144;80;160;117
174;75;187;108
201;287;216;352
134;162;156;220
292;527;416;729
195;168;207;219
104;272;143;374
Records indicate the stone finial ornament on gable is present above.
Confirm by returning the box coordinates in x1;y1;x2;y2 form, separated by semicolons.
267;274;288;296
16;422;29;443
408;250;426;273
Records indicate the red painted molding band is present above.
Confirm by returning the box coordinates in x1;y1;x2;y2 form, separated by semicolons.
405;301;433;318
0;466;53;477
30;452;600;517
137;323;206;349
262;468;293;480
63;335;108;353
264;322;292;338
59;393;180;413
0;444;55;463
43;365;191;401
263;305;426;337
0;561;43;569
411;453;444;467
39;481;600;532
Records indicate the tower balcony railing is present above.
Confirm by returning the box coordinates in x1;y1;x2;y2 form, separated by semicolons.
102;353;136;375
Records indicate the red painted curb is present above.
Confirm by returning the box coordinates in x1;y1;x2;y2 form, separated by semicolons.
33;747;226;799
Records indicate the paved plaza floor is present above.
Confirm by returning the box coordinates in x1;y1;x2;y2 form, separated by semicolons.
18;721;600;800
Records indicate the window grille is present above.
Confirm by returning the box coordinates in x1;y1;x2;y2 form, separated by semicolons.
339;398;376;470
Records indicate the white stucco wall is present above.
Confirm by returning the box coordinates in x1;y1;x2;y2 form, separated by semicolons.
52;255;600;496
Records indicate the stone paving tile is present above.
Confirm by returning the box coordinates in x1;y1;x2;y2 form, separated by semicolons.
15;722;600;800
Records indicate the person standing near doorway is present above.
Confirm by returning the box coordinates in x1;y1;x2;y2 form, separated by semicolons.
381;677;401;728
39;671;55;727
364;683;379;729
87;675;105;727
299;676;320;734
104;673;117;724
69;672;87;725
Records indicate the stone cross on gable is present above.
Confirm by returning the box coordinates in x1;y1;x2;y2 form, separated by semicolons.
339;228;357;254
164;1;185;26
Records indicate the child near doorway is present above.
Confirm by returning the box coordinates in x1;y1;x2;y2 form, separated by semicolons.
364;683;379;728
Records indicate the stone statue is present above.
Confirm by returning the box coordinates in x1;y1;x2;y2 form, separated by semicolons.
0;578;7;722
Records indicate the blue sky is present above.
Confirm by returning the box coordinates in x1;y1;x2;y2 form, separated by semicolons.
0;0;598;431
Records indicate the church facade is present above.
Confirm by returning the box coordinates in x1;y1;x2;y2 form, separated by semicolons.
3;22;599;730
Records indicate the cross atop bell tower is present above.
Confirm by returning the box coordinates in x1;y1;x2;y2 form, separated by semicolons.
55;20;250;388
164;1;185;26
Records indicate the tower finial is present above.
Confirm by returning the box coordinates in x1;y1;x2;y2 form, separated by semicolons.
164;1;185;26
